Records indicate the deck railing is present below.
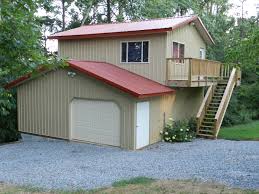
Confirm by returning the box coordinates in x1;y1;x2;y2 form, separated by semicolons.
167;58;230;86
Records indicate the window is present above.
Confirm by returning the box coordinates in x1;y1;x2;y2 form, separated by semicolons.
121;41;149;63
200;48;205;59
172;42;185;63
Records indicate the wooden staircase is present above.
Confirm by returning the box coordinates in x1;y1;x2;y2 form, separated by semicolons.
196;67;241;139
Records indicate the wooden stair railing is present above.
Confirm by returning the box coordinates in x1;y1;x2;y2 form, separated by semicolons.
214;68;238;137
196;85;214;134
196;66;240;138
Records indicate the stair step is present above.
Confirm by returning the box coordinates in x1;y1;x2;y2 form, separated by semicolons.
204;117;214;119
205;113;215;117
208;106;218;110
206;111;217;114
206;109;217;112
210;102;220;104
197;133;215;138
202;121;214;125
199;129;214;133
214;95;224;98
201;125;214;128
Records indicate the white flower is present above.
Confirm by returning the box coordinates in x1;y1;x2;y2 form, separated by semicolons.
180;128;183;132
160;131;163;134
186;129;189;131
165;132;168;135
169;118;173;121
165;137;170;141
172;136;175;140
169;139;172;142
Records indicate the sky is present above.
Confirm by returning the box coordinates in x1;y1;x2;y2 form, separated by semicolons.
44;0;259;52
229;0;259;18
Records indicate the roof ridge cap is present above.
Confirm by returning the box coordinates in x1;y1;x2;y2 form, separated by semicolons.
79;15;197;28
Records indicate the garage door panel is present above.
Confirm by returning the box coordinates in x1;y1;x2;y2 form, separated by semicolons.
71;99;120;146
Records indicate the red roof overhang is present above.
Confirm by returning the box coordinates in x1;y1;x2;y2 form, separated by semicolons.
5;60;175;98
49;28;171;40
4;67;48;90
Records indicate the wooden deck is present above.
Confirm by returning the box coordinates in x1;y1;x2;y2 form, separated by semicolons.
166;58;233;87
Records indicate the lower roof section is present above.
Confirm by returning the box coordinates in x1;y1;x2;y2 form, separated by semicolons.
5;60;175;98
67;60;175;98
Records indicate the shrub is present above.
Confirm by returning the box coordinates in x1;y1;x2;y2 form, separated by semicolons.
188;117;197;133
0;90;20;144
160;118;196;143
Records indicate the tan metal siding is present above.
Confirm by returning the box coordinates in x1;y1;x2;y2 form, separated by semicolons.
58;34;167;84
136;94;175;145
172;87;204;121
17;69;135;149
166;25;206;58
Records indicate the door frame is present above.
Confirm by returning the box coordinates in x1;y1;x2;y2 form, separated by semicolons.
135;101;150;149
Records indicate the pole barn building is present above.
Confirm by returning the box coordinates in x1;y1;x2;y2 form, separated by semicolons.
6;60;175;150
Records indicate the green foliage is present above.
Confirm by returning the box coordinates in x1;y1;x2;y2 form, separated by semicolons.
0;0;65;143
161;118;196;143
188;117;197;133
223;20;259;126
0;89;20;143
223;82;259;126
112;177;155;187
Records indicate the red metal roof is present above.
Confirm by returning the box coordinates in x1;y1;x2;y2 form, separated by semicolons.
5;60;175;98
67;60;175;98
48;15;214;44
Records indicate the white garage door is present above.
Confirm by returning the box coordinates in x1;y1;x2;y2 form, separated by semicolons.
71;99;120;146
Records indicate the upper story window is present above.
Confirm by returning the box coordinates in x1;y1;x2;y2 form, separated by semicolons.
121;41;149;63
200;48;206;59
172;42;185;63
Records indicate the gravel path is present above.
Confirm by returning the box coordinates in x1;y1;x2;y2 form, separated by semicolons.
0;134;258;190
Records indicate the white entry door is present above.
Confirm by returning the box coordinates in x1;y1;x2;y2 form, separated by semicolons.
136;101;150;149
71;99;120;146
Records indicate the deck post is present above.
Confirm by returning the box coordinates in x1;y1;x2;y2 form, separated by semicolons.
188;59;192;87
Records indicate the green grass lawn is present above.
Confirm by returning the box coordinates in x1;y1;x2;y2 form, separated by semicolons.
219;120;259;140
1;178;259;194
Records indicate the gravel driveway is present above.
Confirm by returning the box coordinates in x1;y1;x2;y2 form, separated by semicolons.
0;134;259;190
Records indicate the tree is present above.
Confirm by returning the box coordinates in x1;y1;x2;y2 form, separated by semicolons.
0;0;63;142
60;0;74;30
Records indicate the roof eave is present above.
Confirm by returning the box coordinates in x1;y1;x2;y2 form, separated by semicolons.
195;17;215;45
48;28;171;40
4;67;49;90
137;90;176;99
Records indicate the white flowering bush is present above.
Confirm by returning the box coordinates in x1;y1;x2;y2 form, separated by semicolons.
160;118;195;142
